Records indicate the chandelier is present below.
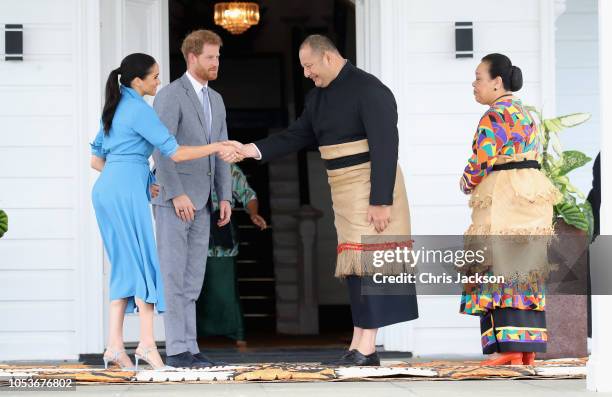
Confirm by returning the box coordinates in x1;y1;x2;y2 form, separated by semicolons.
214;2;260;35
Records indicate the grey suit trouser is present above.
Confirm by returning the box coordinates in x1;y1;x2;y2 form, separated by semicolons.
153;204;210;356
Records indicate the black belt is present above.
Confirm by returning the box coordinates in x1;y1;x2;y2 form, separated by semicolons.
492;160;541;171
325;152;370;170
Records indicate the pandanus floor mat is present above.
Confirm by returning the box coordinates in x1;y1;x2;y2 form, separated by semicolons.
0;358;586;385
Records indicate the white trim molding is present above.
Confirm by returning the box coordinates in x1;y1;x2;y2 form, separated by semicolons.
539;0;567;117
587;1;612;390
554;0;567;18
75;0;104;355
354;0;415;353
355;0;381;76
539;0;561;116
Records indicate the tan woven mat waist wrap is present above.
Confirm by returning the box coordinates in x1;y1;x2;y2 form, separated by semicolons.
319;139;370;160
467;151;562;231
319;139;412;278
465;151;563;281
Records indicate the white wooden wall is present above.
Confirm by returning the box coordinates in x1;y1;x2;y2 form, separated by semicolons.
357;0;556;356
0;0;103;360
556;0;600;195
0;0;594;361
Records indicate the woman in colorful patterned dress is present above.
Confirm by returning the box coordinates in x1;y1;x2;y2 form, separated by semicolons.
459;53;561;366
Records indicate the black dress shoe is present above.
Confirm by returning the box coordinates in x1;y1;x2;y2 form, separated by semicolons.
350;350;380;366
320;349;357;366
166;351;195;368
192;352;220;367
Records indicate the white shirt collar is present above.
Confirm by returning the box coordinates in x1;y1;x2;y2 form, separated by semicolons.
185;71;208;94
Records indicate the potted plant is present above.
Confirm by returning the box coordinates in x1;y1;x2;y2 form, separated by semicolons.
526;107;594;234
526;107;593;359
0;209;7;239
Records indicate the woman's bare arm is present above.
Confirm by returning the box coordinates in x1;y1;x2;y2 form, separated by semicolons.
170;141;243;163
90;141;241;173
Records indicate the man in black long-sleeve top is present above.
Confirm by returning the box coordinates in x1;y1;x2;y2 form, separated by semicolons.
240;35;418;366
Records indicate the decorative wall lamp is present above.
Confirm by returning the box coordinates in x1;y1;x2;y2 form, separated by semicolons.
5;24;23;61
455;22;473;58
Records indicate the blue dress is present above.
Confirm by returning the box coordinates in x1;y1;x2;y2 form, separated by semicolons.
91;86;178;314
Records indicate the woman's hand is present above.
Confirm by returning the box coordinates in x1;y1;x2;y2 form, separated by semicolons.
216;141;244;163
90;155;105;172
150;183;160;199
459;177;472;195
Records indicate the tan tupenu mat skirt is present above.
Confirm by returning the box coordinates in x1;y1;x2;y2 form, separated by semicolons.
464;151;562;279
319;139;412;278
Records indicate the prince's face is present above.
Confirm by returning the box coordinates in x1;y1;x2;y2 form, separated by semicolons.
190;43;220;82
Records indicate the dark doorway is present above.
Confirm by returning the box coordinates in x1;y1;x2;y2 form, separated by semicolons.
168;0;356;347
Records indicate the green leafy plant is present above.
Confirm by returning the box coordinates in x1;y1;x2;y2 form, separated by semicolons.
0;209;7;238
526;107;594;235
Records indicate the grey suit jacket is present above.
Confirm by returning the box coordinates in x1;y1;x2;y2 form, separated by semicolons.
152;74;231;210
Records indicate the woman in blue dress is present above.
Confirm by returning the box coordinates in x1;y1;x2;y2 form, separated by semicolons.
90;53;241;370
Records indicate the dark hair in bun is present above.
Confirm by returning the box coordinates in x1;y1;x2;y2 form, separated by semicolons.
481;53;523;92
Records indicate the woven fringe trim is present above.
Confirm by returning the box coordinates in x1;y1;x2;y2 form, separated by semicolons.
337;241;413;254
469;188;562;209
335;241;414;278
464;225;555;236
462;225;558;282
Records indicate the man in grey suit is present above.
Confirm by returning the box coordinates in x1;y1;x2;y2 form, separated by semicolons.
152;29;232;368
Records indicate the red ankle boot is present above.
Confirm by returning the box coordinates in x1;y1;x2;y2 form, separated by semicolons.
480;352;523;366
522;352;535;365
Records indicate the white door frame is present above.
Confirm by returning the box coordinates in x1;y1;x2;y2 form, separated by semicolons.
355;0;415;352
587;0;612;392
98;0;170;344
77;0;105;355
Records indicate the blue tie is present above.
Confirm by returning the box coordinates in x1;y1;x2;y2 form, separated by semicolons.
201;86;211;141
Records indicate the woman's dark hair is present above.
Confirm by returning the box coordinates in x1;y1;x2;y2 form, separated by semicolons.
101;53;157;133
481;53;523;92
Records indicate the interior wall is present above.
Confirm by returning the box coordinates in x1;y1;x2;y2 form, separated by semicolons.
169;0;336;119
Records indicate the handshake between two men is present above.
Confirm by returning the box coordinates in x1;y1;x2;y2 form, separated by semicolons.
214;141;259;164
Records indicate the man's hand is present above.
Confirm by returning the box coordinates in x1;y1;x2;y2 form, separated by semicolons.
239;143;260;159
367;205;392;233
150;183;160;199
172;194;196;222
217;141;245;163
218;200;232;227
250;214;267;230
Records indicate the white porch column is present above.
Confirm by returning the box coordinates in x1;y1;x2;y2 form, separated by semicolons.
77;0;104;355
356;0;415;352
587;0;612;390
587;0;612;392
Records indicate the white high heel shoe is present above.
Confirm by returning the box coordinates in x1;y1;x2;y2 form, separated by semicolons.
102;348;135;371
134;346;173;371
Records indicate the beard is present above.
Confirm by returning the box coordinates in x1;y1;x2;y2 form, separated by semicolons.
193;63;218;81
